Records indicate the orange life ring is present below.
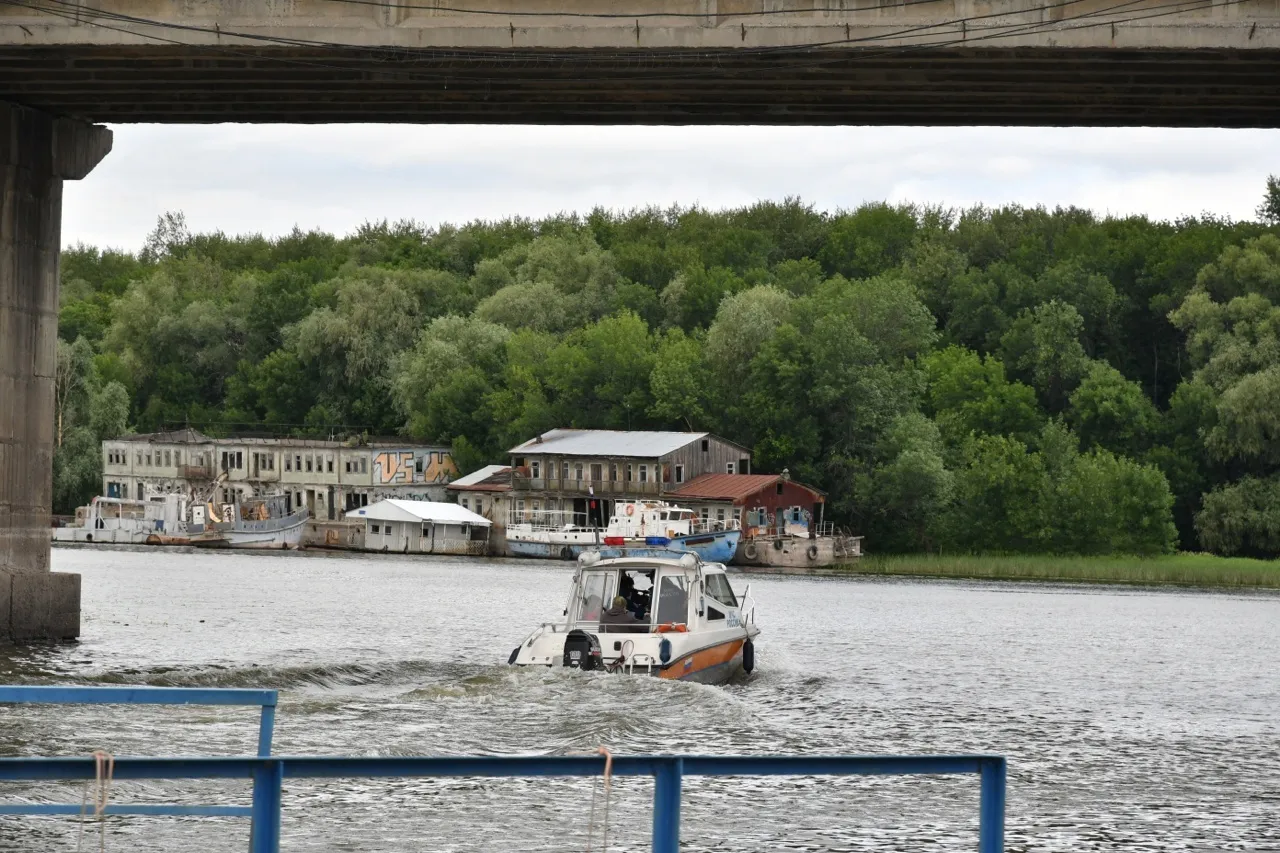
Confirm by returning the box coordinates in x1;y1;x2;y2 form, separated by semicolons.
625;505;635;517
655;622;688;633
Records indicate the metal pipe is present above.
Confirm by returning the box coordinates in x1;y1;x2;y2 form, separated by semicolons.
257;704;277;758
979;757;1006;853
249;760;284;853
652;758;682;853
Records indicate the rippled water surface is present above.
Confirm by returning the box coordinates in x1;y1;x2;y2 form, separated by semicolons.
2;548;1278;852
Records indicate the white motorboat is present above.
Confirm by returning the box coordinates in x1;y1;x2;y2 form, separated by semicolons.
508;551;759;684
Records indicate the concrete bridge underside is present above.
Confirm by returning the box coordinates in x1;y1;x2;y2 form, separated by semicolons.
4;45;1280;126
3;0;1280;640
2;0;1280;126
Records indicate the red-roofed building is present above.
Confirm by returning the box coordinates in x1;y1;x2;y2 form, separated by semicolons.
668;472;826;540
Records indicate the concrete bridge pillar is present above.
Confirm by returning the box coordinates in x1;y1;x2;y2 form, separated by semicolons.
1;102;110;642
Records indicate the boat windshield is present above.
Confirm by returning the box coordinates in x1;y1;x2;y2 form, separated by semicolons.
704;572;739;607
572;570;617;625
654;574;689;625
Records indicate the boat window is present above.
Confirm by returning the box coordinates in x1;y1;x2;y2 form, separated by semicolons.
620;570;654;619
704;573;739;607
654;575;688;625
705;604;725;621
574;571;616;625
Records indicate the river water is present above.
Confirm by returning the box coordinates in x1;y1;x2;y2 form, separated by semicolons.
1;549;1278;852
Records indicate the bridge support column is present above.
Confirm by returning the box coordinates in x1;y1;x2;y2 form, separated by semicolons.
1;102;110;642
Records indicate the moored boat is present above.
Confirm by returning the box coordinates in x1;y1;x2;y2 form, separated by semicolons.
508;551;759;684
735;529;864;568
188;494;308;550
504;500;740;562
597;501;740;562
53;494;190;545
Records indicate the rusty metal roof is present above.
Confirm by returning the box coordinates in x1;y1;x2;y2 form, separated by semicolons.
447;465;512;492
669;473;824;503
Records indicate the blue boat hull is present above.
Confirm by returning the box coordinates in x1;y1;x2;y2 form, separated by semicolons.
597;530;740;563
505;530;740;563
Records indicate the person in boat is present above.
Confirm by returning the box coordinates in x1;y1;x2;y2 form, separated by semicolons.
600;595;645;633
619;572;647;619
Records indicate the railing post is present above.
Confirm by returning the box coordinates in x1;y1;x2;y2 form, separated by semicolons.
257;702;277;757
979;757;1006;853
652;758;682;853
249;759;283;853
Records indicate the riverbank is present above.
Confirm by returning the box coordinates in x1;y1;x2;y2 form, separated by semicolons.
830;553;1280;588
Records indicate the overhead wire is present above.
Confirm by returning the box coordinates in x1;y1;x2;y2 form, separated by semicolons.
1;0;1249;96
317;0;957;19
6;0;1242;85
10;0;1095;61
10;0;1218;62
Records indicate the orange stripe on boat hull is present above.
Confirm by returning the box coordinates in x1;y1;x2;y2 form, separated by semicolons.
658;638;745;681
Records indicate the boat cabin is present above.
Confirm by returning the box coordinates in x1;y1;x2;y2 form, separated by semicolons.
605;501;732;541
565;554;744;634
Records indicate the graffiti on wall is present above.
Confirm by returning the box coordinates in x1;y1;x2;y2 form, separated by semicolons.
373;450;459;485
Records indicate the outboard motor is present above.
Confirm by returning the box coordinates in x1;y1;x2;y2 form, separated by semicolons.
562;630;602;671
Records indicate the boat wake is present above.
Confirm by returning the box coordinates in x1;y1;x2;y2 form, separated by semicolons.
66;659;467;691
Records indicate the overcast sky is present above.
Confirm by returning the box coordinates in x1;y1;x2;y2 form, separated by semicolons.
62;124;1279;252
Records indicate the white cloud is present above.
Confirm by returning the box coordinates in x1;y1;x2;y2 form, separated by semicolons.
61;124;1279;251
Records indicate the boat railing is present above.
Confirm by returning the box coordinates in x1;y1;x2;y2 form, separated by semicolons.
0;685;277;820
685;518;738;536
506;508;601;532
0;749;1007;853
739;583;756;625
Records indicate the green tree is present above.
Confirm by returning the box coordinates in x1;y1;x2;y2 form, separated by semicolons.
543;312;656;429
1000;299;1091;411
861;413;953;551
648;328;710;430
818;203;918;279
704;285;792;391
1067;360;1159;458
1258;174;1280;226
922;346;1042;447
393;316;511;446
1196;476;1280;557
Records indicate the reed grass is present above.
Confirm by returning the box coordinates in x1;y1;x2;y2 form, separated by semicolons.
836;552;1280;588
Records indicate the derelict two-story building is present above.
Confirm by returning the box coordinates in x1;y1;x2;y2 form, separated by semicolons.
100;429;457;519
507;429;752;528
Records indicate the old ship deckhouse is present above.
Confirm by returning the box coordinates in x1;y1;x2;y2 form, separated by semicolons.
508;429;752;529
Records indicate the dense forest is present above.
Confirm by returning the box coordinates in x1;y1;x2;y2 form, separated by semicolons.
53;180;1280;557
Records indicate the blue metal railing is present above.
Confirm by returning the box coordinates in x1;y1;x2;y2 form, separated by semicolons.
0;753;1006;853
0;685;277;821
0;686;1005;852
